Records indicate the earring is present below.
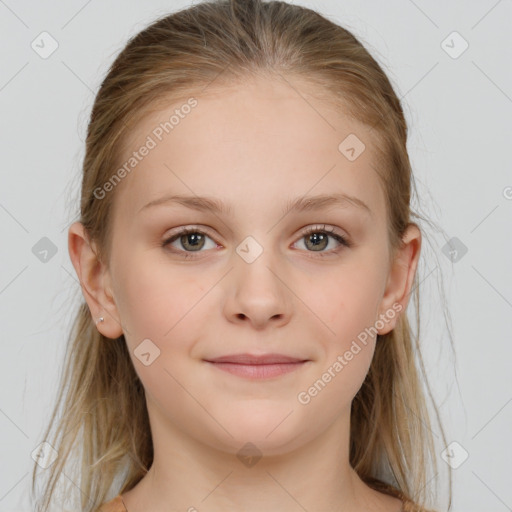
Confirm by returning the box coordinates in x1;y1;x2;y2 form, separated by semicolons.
95;316;104;325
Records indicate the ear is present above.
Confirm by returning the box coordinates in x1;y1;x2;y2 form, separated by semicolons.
67;221;124;339
377;223;421;335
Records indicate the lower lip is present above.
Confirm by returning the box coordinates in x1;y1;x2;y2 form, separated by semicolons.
206;361;308;379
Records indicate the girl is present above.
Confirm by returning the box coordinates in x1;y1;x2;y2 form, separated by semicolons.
32;0;452;510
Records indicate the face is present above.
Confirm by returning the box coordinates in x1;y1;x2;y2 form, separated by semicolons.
82;75;418;457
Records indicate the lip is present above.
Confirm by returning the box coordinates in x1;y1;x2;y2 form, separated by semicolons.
204;353;310;379
205;353;307;364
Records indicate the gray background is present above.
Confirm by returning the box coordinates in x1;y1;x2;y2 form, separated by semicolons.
0;1;511;511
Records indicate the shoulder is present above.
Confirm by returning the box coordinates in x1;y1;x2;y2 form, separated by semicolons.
95;495;127;512
364;477;439;512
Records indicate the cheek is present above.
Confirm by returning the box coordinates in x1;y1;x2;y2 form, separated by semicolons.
307;259;385;340
114;263;211;399
299;273;381;413
112;254;206;346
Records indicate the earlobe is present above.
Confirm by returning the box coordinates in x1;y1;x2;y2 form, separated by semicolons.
67;222;124;339
377;223;422;335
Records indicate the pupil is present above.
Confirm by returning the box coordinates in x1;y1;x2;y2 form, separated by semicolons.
308;233;326;251
311;233;322;245
189;234;200;245
184;233;203;250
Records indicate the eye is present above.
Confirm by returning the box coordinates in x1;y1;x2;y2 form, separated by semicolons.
293;224;351;257
162;227;218;258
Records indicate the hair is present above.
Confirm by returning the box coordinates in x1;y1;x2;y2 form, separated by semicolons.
32;0;453;510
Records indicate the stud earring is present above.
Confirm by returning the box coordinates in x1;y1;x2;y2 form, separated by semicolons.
95;316;104;325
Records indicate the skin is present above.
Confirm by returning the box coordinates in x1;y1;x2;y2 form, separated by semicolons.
69;74;420;512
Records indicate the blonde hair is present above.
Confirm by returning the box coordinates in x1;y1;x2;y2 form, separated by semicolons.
32;1;453;510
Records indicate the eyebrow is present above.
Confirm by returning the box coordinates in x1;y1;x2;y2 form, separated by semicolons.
138;192;372;217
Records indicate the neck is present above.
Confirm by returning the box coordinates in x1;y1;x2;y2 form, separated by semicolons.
122;400;392;512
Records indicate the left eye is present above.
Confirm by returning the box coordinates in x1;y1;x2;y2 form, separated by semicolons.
293;225;350;255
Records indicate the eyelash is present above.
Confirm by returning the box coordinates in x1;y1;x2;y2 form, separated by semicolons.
162;224;351;260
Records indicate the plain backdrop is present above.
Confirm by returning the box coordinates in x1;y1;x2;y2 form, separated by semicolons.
0;1;511;511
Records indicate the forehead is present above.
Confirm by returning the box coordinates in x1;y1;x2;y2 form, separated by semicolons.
111;74;386;223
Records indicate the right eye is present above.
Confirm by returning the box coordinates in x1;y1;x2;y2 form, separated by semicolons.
162;227;220;258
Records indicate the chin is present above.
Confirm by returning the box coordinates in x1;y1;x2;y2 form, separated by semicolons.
205;405;309;458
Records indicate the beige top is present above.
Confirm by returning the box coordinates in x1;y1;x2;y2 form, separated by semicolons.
96;480;438;512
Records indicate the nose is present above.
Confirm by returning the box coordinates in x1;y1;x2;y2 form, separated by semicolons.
223;252;293;330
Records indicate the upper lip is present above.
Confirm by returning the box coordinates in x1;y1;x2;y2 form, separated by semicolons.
204;353;308;365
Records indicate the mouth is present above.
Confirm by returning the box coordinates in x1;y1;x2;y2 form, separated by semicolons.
203;353;310;380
